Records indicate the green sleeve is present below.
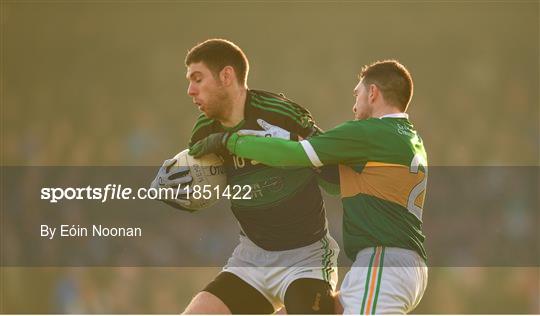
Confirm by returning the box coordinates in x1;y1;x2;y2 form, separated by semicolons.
227;134;312;167
305;120;371;166
227;120;370;167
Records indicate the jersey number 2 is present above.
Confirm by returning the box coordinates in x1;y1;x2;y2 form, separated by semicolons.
407;154;428;221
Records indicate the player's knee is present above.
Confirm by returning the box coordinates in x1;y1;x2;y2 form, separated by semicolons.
182;291;231;314
284;278;335;314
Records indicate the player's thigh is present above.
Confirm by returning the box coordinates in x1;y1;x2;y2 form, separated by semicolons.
183;291;231;314
196;271;274;314
340;247;427;314
284;278;335;314
340;265;407;314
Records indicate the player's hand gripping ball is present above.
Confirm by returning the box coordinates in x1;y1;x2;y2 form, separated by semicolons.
151;149;226;211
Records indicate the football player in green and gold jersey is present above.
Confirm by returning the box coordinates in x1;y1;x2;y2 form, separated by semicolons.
192;60;428;314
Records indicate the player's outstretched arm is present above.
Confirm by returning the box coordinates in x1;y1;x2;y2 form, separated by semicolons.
189;118;312;167
226;134;312;167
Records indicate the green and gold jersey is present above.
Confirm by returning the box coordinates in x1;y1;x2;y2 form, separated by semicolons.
227;113;428;260
189;89;328;251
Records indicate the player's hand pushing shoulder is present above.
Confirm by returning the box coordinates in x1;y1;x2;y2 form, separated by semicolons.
189;119;298;158
237;119;298;140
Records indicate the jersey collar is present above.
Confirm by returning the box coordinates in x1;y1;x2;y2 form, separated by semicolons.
379;112;409;119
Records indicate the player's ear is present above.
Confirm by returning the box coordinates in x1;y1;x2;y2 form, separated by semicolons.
368;84;379;104
219;66;235;86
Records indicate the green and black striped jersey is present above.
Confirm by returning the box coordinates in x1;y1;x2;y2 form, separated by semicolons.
189;89;328;251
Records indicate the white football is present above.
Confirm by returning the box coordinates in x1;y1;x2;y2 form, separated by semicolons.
171;149;226;211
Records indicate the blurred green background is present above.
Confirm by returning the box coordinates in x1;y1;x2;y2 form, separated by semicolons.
2;1;538;166
1;1;539;313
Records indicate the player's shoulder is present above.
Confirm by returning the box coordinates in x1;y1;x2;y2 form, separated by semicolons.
352;117;395;129
250;89;305;108
351;118;419;147
191;113;215;132
190;113;217;145
327;118;389;137
333;118;378;129
249;89;315;128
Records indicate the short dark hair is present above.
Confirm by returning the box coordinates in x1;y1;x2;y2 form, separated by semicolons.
359;60;413;112
185;39;249;85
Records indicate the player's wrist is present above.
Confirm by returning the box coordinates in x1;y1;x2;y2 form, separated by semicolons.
225;133;239;153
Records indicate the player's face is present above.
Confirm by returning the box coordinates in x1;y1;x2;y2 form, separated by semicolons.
186;62;229;119
352;80;371;120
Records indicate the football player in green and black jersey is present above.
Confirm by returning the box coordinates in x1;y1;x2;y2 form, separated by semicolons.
151;39;339;314
192;60;429;314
